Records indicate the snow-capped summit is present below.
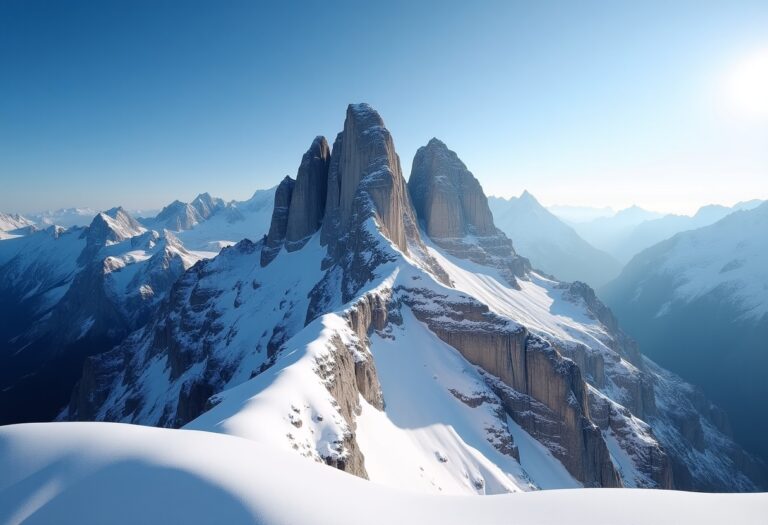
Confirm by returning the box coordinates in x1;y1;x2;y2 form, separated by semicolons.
86;206;147;246
142;188;276;252
0;211;34;232
65;104;765;494
191;192;226;219
0;207;206;427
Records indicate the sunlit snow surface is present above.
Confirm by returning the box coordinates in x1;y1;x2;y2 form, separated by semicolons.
1;423;765;525
175;225;657;494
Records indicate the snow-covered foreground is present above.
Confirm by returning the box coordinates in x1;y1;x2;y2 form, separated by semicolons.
0;423;765;525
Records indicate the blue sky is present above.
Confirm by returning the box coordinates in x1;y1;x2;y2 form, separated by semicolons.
1;0;767;215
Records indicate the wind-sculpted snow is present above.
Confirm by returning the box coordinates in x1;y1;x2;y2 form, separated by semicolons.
3;423;767;525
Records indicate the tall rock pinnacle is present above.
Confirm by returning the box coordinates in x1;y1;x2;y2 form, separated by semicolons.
408;138;530;285
260;175;295;266
409;138;496;239
285;136;331;249
322;103;415;254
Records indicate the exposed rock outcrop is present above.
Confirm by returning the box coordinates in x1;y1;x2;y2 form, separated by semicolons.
408;138;530;286
285;136;331;250
321;104;416;256
64;102;765;494
409;138;495;238
260;176;295;266
398;287;622;487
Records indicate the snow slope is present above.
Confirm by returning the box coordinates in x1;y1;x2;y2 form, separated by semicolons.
0;212;34;232
357;309;580;493
0;422;765;525
606;202;768;322
601;202;768;465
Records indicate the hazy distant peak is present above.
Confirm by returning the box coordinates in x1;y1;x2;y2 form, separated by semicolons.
518;189;539;204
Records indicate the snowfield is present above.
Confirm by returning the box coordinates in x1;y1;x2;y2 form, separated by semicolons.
1;422;765;525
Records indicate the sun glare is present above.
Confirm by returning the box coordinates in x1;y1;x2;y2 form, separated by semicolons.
724;47;768;120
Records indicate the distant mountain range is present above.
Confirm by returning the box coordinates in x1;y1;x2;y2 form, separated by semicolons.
0;188;276;426
489;193;621;288
601;202;768;464
566;201;763;263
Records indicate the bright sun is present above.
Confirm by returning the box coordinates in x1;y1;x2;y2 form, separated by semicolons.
724;48;768;120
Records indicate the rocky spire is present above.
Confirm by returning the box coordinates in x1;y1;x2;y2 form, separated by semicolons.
321;103;415;254
408;138;530;284
260;176;295;266
285;136;331;249
409;138;496;239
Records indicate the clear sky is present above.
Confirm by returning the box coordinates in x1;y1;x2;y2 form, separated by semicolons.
1;0;767;215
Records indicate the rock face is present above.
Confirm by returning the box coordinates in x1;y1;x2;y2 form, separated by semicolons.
322;104;416;256
260;176;295;266
409;138;495;238
408;138;530;285
285;136;331;249
399;287;623;487
65;103;765;493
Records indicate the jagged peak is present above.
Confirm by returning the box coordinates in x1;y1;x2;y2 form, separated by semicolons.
102;206;127;218
320;103;413;256
261;175;296;266
409;138;494;238
285;136;331;248
346;103;385;127
426;137;445;148
87;207;146;247
518;190;541;205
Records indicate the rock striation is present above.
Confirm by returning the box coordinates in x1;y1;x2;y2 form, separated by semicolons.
408;138;530;286
285;136;331;249
409;138;495;238
261;176;296;266
320;104;422;259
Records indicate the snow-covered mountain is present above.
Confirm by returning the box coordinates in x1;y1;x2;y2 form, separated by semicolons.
570;206;663;257
1;422;766;525
571;201;763;263
0;207;205;426
64;104;764;493
488;191;621;287
0;211;34;233
141;188;276;252
601;202;768;467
